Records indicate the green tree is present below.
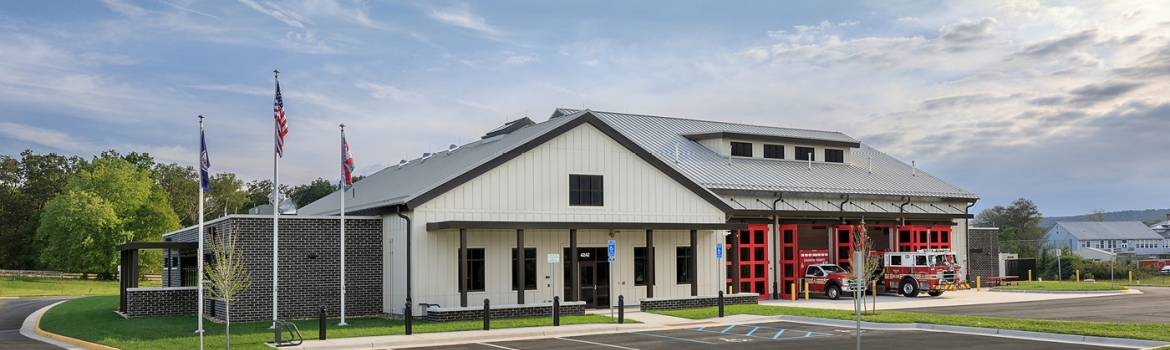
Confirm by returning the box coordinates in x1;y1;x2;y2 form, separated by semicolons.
290;177;335;208
36;190;124;278
973;198;1047;257
35;158;179;279
207;173;249;220
0;150;86;269
1085;208;1106;222
153;162;199;227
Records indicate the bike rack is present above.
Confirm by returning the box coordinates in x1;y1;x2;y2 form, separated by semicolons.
272;319;304;347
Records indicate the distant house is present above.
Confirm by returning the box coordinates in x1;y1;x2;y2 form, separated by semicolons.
1048;221;1165;256
1150;214;1170;238
1073;247;1115;262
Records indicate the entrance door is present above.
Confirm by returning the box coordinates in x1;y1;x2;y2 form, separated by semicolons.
728;224;770;300
778;224;798;299
564;248;610;308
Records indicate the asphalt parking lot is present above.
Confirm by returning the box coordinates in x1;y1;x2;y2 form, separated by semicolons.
406;321;1117;350
898;286;1170;323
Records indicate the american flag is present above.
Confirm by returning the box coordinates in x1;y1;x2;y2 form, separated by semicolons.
274;80;288;157
342;136;354;190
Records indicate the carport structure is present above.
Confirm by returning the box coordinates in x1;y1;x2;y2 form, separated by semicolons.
116;241;197;314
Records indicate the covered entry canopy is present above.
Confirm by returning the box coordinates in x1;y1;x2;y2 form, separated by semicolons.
116;242;197;314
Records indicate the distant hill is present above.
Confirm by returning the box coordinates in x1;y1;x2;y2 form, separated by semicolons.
1040;209;1170;228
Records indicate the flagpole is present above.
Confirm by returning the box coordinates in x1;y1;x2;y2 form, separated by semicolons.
339;124;348;326
272;70;281;329
197;115;206;350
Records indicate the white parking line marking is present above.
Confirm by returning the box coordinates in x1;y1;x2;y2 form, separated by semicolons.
558;337;640;349
477;342;520;350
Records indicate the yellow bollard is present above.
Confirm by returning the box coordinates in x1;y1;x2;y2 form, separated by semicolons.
1028;270;1032;281
791;283;796;301
976;276;981;292
872;280;877;298
1076;270;1080;282
803;281;809;300
1129;271;1133;286
729;285;733;294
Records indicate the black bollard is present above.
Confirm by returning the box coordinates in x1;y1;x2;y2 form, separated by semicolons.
552;296;560;326
718;290;725;318
618;295;624;324
274;320;281;345
483;299;491;330
405;298;413;335
319;305;327;340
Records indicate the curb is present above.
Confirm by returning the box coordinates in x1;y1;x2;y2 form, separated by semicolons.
20;300;97;350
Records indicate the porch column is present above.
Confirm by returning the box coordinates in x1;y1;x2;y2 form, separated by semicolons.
690;230;698;296
459;229;467;307
570;229;578;302
516;229;525;304
732;230;740;293
646;230;654;298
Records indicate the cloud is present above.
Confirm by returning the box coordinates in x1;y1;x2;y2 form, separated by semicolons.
430;5;498;35
1067;81;1145;107
504;55;534;64
1011;29;1098;60
354;82;418;102
237;0;306;28
98;0;149;18
0;122;87;151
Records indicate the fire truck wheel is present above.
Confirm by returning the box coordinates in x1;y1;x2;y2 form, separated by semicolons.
900;278;920;297
826;284;842;300
928;291;944;297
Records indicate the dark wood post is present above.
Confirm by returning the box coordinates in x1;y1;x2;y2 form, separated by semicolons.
732;230;740;293
460;228;468;307
570;229;578;302
516;229;525;304
646;229;654;298
690;229;698;296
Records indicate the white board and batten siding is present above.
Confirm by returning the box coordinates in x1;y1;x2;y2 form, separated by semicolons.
385;123;728;315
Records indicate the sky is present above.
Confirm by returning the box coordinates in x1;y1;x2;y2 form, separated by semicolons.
0;0;1167;217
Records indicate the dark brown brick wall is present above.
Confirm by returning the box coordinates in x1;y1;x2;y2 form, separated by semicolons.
639;293;758;311
125;288;197;317
157;216;383;322
968;227;1000;284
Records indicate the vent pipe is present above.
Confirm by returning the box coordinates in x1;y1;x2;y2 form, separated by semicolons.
807;152;812;171
867;156;872;174
674;142;680;164
911;160;916;176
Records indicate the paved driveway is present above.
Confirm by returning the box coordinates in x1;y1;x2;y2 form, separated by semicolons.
407;321;1117;350
0;296;74;350
897;286;1170;323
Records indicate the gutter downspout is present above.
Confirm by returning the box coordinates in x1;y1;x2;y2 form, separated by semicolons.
773;194;783;300
397;206;413;334
899;197;911;227
965;199;977;283
839;194;850;223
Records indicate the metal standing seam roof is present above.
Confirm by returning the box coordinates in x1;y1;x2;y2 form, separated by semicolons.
1054;221;1164;240
579;110;977;200
301;109;976;216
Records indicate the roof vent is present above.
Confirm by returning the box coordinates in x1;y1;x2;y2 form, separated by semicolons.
482;117;535;139
449;144;458;150
399;159;407;165
422;152;432;158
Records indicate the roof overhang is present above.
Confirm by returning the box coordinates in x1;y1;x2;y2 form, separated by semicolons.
682;131;861;149
732;210;973;221
116;242;198;251
427;221;748;231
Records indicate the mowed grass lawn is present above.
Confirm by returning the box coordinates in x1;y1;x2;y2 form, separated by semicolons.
0;277;160;297
654;304;1170;342
41;296;630;350
994;280;1128;291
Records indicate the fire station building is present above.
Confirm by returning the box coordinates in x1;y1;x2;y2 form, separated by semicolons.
296;109;978;316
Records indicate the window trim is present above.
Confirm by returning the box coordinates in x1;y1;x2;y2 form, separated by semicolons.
569;174;604;206
763;144;784;159
824;148;844;163
730;141;753;157
512;247;538;291
676;246;693;284
795;146;815;161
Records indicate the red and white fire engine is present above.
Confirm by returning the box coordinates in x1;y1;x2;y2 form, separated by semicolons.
798;250;858;300
878;249;961;297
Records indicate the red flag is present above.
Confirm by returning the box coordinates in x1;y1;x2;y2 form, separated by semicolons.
342;136;354;189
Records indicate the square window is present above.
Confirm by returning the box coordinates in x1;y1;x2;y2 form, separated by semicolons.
569;175;603;206
825;149;844;163
731;142;753;157
764;144;784;159
795;147;815;161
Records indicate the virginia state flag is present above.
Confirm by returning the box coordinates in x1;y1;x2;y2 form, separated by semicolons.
200;128;211;191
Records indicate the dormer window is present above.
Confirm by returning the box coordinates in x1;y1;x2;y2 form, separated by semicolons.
825;149;844;163
764;144;784;159
795;147;815;161
730;142;752;157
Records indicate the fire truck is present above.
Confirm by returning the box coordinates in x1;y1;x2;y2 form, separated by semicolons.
879;249;961;297
798;250;858;300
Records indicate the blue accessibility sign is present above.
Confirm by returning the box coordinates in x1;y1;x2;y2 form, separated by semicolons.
716;243;723;259
607;240;616;258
